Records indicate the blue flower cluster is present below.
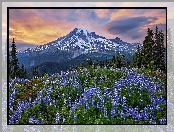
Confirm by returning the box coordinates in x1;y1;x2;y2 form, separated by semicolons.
9;78;29;124
66;68;166;124
8;68;166;124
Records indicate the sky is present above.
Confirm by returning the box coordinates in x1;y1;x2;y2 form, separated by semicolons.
2;2;174;51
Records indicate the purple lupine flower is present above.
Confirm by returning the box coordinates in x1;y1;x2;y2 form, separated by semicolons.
104;107;108;118
9;115;14;124
9;96;15;103
12;110;21;119
85;102;89;109
149;119;157;124
9;103;13;111
29;117;40;124
156;105;164;111
111;108;116;120
120;111;126;119
64;99;67;106
29;117;35;124
74;114;77;123
42;96;50;104
47;86;52;94
111;99;116;107
136;113;143;121
91;99;95;108
159;117;166;124
55;112;60;123
72;105;76;112
122;103;128;111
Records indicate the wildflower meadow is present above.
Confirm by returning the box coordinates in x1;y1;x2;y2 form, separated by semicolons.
8;67;166;124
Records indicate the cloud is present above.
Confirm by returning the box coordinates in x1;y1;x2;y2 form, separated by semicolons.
135;9;166;25
94;9;110;19
110;9;134;21
9;9;74;46
109;9;166;25
101;8;166;44
131;34;143;40
104;17;157;35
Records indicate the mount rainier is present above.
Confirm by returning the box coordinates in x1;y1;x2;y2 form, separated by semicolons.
17;28;141;77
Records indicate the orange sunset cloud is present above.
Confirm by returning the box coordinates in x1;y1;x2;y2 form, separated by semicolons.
110;9;134;21
9;9;73;46
94;9;110;19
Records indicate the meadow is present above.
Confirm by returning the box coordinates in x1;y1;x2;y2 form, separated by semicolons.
8;65;167;125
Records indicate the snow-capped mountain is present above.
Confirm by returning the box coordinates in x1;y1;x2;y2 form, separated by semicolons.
17;28;141;70
18;28;141;57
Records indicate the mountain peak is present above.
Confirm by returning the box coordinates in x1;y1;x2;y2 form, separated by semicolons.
115;37;121;40
74;27;91;35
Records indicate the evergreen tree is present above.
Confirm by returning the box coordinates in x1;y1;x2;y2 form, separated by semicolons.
153;26;165;71
141;28;154;69
132;45;142;68
19;64;27;78
10;38;20;78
